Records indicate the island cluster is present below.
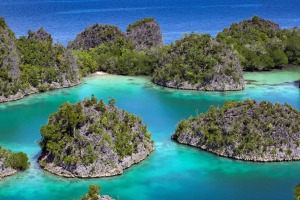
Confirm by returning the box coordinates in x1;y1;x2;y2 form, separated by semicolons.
0;16;299;199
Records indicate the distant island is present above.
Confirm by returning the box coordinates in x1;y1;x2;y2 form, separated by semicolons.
0;16;300;103
38;95;154;178
172;99;300;162
0;146;29;179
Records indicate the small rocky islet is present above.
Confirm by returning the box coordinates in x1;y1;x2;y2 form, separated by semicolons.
172;99;300;162
0;146;29;179
81;185;114;200
38;95;154;178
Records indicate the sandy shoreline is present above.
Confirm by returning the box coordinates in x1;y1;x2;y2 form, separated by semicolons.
89;71;109;76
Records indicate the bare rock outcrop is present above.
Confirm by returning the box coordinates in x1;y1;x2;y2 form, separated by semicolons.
67;24;124;51
126;18;163;51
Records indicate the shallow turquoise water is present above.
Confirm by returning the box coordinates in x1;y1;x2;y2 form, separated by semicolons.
0;67;299;200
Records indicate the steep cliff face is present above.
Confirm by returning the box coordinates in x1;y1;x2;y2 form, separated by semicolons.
0;18;21;98
152;34;244;91
28;28;53;43
0;26;81;103
173;99;300;162
39;96;154;178
67;24;124;51
0;20;81;103
126;18;163;51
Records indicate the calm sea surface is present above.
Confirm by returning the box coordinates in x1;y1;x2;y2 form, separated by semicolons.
0;0;300;199
0;0;299;45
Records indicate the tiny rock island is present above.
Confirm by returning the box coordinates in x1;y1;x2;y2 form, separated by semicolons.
39;95;154;178
0;146;29;179
172;99;300;162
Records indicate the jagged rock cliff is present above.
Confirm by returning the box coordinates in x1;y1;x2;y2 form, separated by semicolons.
0;23;81;103
126;18;163;51
39;96;154;178
28;27;53;43
68;18;163;51
0;18;21;98
67;24;124;51
153;33;244;91
172;99;300;162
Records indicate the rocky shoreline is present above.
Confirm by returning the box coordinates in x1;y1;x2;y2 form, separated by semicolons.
0;167;18;180
172;99;300;162
0;80;81;104
153;78;245;91
41;145;154;178
0;147;30;180
172;136;300;162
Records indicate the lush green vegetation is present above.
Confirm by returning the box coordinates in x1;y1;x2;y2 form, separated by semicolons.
74;37;167;76
126;18;155;32
0;146;30;171
295;185;300;200
152;33;243;90
82;185;101;200
74;16;300;81
39;95;153;170
0;18;80;99
217;16;300;71
173;99;300;161
0;18;22;97
1;16;300;99
17;30;79;91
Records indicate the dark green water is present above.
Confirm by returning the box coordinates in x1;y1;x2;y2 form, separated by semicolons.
0;66;299;200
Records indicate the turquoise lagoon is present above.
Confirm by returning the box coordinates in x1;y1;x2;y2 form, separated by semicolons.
0;66;299;200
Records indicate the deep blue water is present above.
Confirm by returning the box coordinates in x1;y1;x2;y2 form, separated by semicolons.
0;0;299;45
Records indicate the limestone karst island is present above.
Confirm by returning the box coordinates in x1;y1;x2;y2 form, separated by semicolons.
0;1;300;200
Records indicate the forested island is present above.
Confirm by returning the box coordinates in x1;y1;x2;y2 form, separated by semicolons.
0;16;299;103
38;95;154;178
172;99;300;162
152;34;244;91
217;16;300;71
0;146;29;179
